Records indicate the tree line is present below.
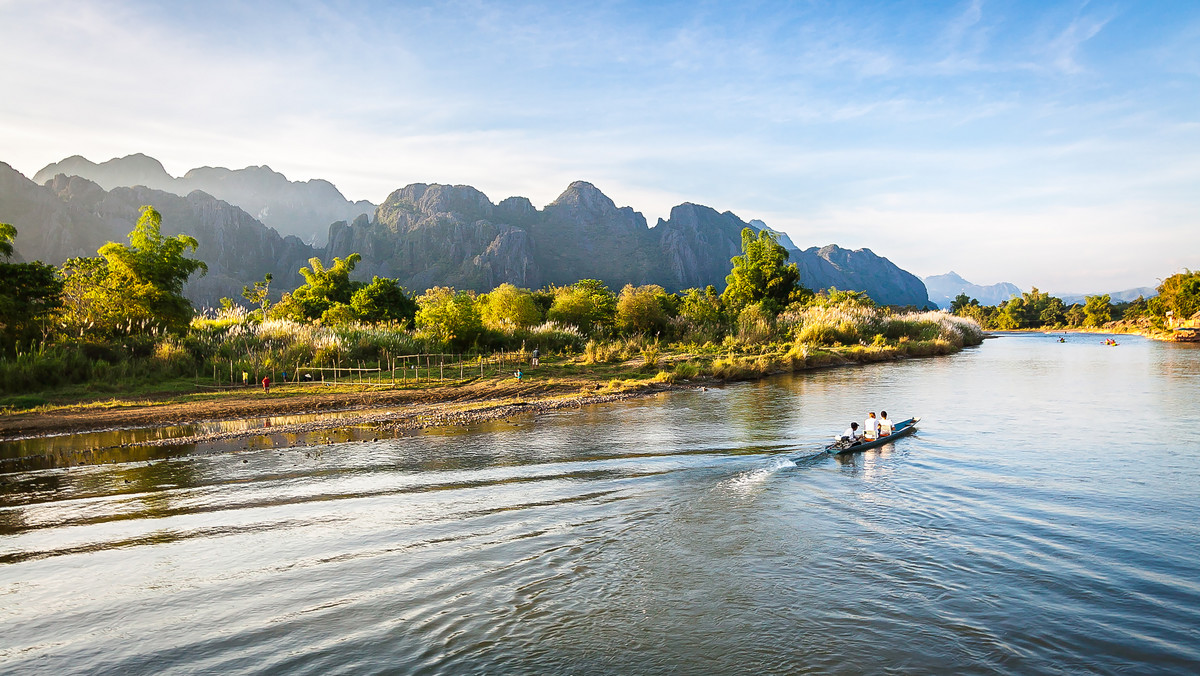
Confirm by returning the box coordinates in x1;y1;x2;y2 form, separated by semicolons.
0;211;819;354
948;272;1200;331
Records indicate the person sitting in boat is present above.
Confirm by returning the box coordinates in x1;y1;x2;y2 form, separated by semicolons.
863;412;880;441
839;422;862;443
878;411;893;437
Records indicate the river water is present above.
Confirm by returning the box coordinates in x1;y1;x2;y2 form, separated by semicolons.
2;333;1199;674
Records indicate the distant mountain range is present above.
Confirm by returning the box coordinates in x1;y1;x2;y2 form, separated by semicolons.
33;154;373;246
4;155;934;308
923;272;1023;309
1056;288;1157;306
924;271;1157;309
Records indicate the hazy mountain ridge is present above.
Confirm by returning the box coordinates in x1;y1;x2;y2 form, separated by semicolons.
33;154;373;246
5;159;933;308
924;271;1023;309
1;162;319;305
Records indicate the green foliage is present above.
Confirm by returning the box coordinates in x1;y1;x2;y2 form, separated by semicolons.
1083;294;1112;327
721;228;809;315
0;223;64;350
479;283;542;329
415;286;484;348
0;222;15;260
242;273;273;315
1154;269;1200;322
274;254;363;321
675;286;725;341
58;206;207;335
949;293;974;314
616;284;670;335
547;279;617;336
814;287;875;308
350;276;418;325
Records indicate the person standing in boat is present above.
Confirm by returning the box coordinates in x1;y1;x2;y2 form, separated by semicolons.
864;412;880;441
878;411;893;437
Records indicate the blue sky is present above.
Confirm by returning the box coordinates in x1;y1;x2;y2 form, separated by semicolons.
2;0;1198;293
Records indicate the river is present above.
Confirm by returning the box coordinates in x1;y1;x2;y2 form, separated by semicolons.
2;332;1198;674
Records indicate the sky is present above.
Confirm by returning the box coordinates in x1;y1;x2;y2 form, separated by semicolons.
1;0;1198;294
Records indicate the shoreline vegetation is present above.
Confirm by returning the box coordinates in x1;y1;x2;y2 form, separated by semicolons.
946;270;1200;341
1;212;986;445
0;311;982;443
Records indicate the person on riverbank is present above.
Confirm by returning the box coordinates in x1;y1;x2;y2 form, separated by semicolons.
531;348;539;367
878;411;893;437
262;376;271;394
864;412;879;441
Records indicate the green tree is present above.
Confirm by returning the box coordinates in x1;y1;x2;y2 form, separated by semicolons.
479;283;541;330
272;254;363;321
721;228;809;315
615;284;670;335
0;222;15;260
949;293;974;314
59;206;207;334
242;273;273;316
415;286;484;348
1065;303;1086;327
1039;296;1066;326
676;286;725;338
0;224;63;349
1083;294;1112;328
350;276;418;325
1154;270;1200;323
547;279;617;336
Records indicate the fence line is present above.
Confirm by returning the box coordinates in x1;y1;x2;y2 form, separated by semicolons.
215;351;530;388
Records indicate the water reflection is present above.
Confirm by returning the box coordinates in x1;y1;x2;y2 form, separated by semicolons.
1;333;1198;674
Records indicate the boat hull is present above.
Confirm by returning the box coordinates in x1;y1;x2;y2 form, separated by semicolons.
826;417;919;455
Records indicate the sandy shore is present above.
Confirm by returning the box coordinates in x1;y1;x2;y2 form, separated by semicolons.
0;379;688;453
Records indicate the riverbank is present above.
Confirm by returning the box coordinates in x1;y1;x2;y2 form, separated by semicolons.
0;337;973;445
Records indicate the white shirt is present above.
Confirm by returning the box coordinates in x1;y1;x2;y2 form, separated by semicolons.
878;417;893;435
841;426;860;440
864;417;880;438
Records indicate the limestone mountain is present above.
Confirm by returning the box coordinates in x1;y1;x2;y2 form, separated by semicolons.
923;271;1022;309
33;154;374;245
0;162;318;305
325;180;932;307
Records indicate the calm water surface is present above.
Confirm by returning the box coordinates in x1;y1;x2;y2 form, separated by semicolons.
2;333;1199;674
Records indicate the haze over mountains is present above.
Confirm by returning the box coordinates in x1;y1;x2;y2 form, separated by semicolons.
33;154;373;246
4;154;934;308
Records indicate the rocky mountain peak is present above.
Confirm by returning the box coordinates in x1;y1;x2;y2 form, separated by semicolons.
547;181;618;217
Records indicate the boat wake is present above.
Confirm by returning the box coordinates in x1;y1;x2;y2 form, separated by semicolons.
720;456;797;492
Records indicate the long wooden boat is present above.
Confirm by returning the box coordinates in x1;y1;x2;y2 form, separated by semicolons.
825;417;920;455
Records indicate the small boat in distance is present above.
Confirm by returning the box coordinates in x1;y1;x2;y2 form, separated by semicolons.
826;417;920;455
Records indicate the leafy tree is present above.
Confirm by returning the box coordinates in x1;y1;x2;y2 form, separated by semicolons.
415;286;483;348
1065;304;1085;327
721;228;809;315
1039;296;1066;326
59;206;207;334
479;283;541;329
1154;269;1200;323
616;284;670;335
674;286;725;341
949;293;974;314
0;224;63;349
1083;294;1112;328
547;279;617;335
816;287;875;308
242;273;273;316
272;254;363;320
0;222;14;260
350;276;418;325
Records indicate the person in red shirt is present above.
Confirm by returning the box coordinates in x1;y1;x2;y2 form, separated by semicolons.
262;376;271;394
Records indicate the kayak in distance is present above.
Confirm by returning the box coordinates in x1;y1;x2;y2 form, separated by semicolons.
826;417;920;455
